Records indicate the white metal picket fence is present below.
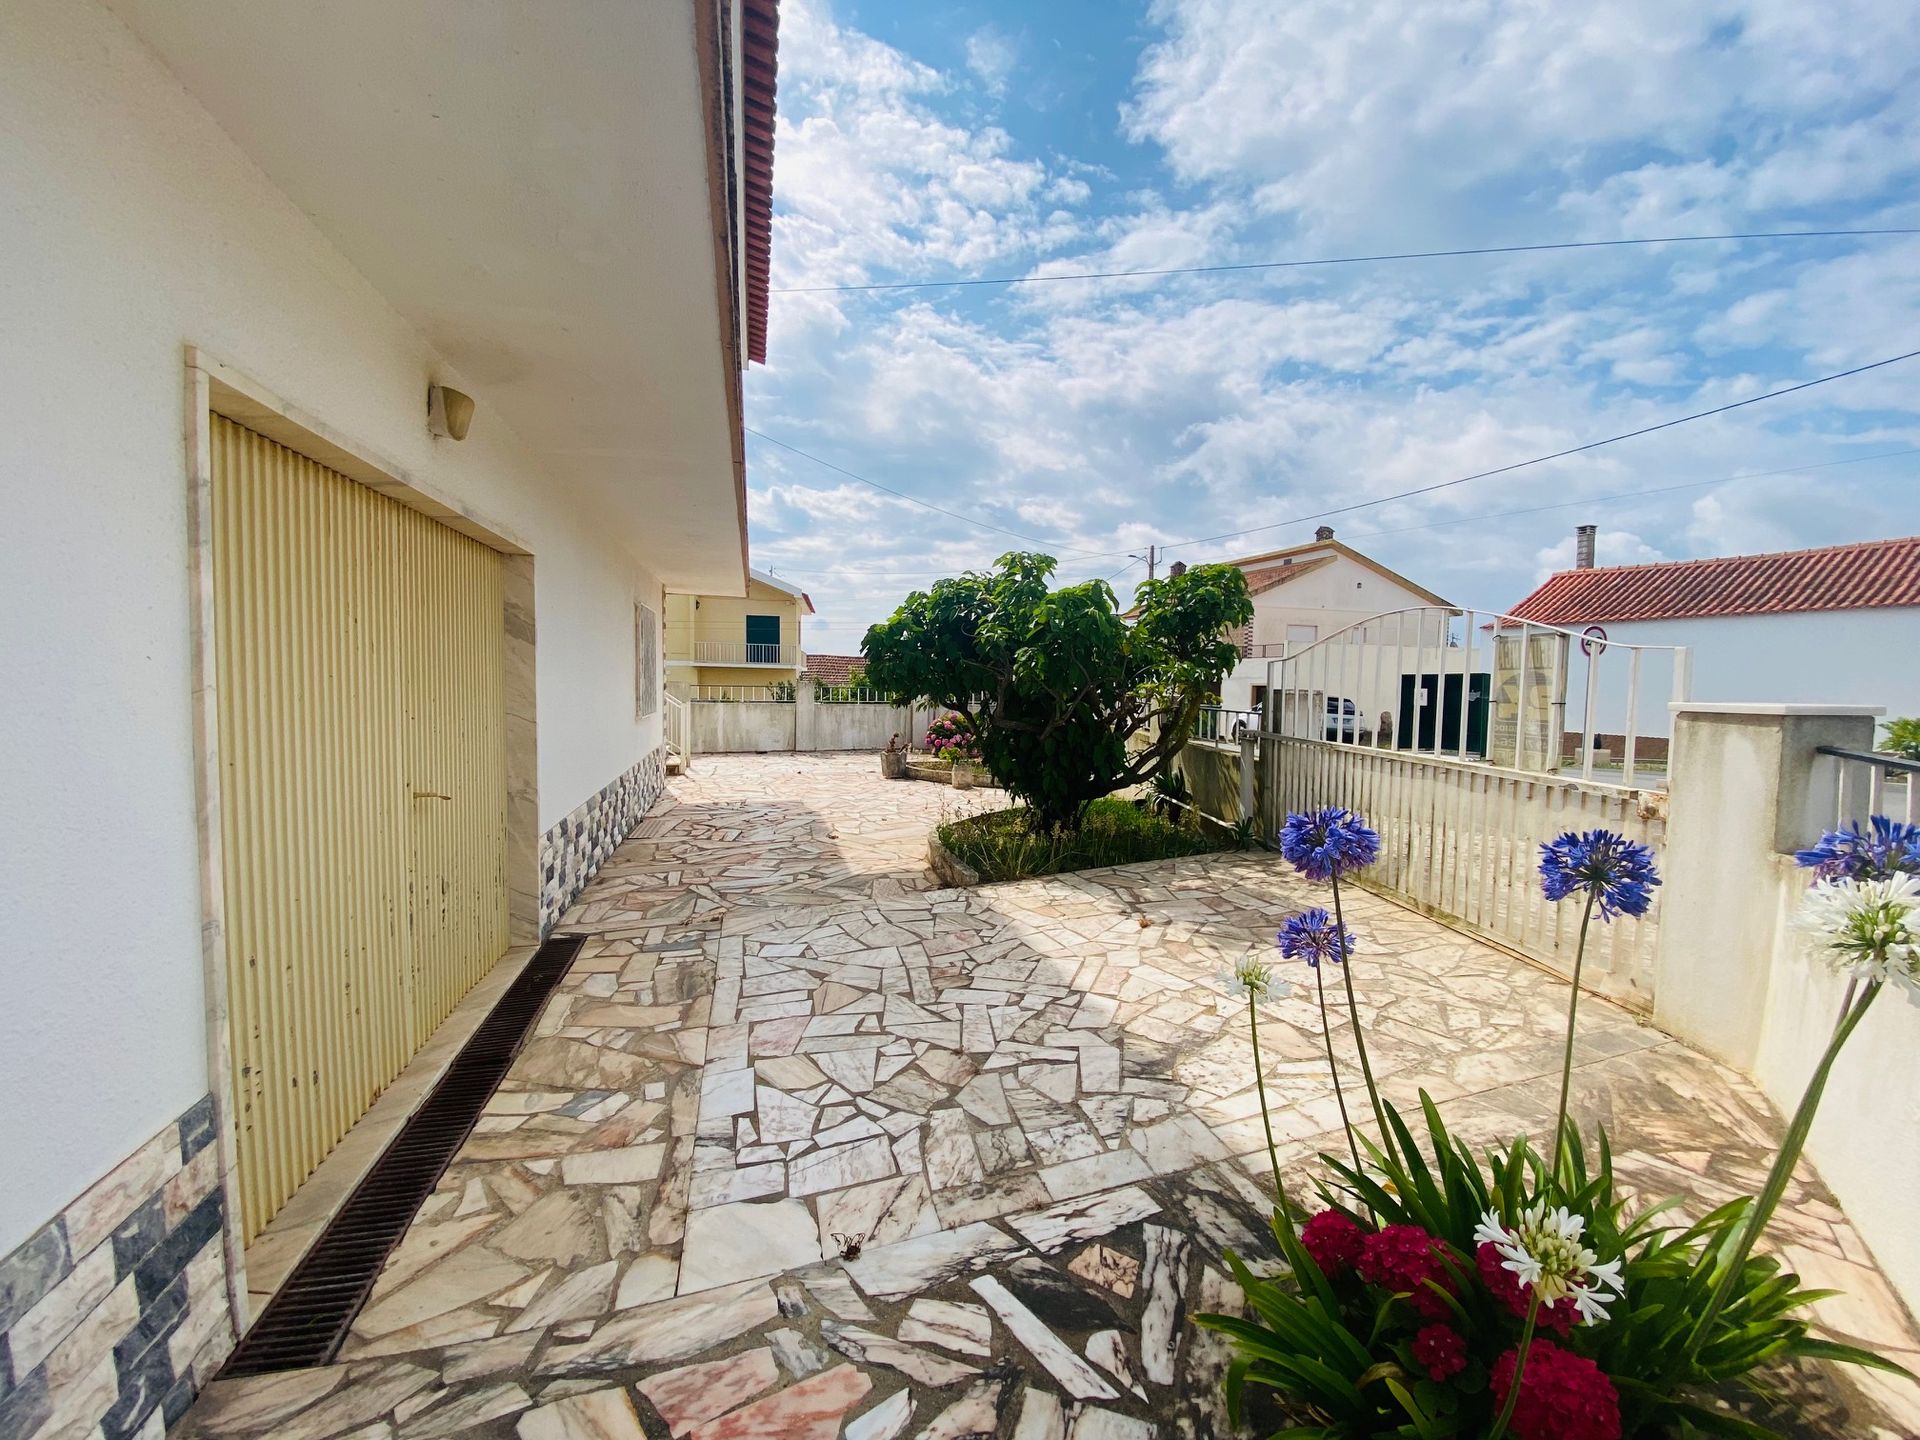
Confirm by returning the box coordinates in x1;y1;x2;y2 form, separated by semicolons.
1259;735;1667;1010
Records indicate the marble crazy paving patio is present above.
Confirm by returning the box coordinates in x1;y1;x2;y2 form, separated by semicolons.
179;754;1920;1440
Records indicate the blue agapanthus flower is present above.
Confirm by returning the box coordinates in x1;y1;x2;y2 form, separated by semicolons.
1278;908;1354;969
1278;807;1381;881
1794;816;1920;881
1539;830;1662;920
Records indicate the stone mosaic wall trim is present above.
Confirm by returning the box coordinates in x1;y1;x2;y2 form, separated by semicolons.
0;1095;233;1440
539;746;667;930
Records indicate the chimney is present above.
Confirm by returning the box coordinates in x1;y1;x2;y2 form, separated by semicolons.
1168;560;1187;577
1575;524;1597;569
1314;525;1335;542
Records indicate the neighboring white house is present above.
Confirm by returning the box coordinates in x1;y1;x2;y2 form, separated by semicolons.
1504;532;1920;739
1213;526;1455;729
0;2;779;1434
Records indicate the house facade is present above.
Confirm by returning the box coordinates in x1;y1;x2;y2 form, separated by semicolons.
1505;534;1920;735
665;569;814;696
1214;527;1455;724
0;2;779;1435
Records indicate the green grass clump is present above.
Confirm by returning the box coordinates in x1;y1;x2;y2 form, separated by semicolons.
938;796;1226;882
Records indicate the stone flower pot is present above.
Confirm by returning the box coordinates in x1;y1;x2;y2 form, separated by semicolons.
881;749;906;779
951;759;976;789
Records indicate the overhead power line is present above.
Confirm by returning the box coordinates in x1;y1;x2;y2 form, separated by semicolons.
746;427;1107;556
774;228;1920;295
754;448;1917;583
1156;347;1920;555
1323;450;1918;548
748;347;1920;576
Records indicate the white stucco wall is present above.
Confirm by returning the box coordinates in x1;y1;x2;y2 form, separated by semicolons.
0;0;680;1254
1222;556;1452;721
692;702;800;754
1656;707;1920;1313
806;704;916;752
1560;610;1920;740
689;698;920;753
1753;853;1920;1313
1245;554;1446;650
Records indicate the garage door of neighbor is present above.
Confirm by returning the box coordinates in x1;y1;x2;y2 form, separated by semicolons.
210;415;509;1242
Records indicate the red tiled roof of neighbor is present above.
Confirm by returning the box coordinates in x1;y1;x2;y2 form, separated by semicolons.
742;0;779;364
1505;536;1920;626
805;653;863;685
1238;553;1339;596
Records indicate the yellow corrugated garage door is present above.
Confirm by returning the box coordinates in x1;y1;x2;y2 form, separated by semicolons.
211;415;508;1241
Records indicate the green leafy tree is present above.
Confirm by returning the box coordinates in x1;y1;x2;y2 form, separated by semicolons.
1882;717;1920;760
861;552;1252;830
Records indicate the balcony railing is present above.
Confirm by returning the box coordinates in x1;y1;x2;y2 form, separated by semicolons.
671;640;800;666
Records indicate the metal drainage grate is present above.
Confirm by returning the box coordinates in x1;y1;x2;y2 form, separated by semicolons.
221;933;587;1376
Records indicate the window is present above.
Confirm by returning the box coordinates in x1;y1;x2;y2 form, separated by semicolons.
634;602;658;718
745;613;781;663
1285;623;1319;646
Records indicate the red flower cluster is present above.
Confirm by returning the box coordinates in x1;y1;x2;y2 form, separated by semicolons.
1476;1241;1581;1335
1490;1340;1622;1440
1301;1210;1368;1276
1411;1324;1467;1382
1355;1224;1455;1319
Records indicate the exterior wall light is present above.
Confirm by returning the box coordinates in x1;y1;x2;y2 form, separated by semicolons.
428;383;475;440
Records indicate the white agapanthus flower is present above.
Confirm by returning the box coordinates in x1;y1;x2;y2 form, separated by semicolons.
1474;1204;1626;1326
1792;873;1920;1001
1220;952;1286;1000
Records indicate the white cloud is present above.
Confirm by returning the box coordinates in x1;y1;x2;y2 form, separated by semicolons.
747;0;1920;642
1530;529;1670;583
964;26;1019;97
767;0;1080;292
1123;0;1920;241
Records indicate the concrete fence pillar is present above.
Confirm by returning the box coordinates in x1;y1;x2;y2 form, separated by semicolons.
794;673;817;753
1653;703;1880;1068
1238;732;1257;825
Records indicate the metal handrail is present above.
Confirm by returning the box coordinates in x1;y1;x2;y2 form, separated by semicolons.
689;684;793;702
663;692;691;762
1815;744;1920;775
1815;744;1918;825
682;640;800;666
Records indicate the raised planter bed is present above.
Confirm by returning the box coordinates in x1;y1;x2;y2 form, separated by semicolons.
926;829;981;888
894;756;1002;789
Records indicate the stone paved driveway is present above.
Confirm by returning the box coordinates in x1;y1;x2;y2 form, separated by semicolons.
180;754;1920;1439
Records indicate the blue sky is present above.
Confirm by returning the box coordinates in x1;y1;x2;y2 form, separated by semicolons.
744;0;1920;655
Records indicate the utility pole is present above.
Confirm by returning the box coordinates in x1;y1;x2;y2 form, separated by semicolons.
1131;544;1158;580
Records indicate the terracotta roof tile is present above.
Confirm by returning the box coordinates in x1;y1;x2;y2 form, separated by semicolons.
741;0;779;364
1506;536;1920;626
804;653;862;685
1239;553;1339;597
